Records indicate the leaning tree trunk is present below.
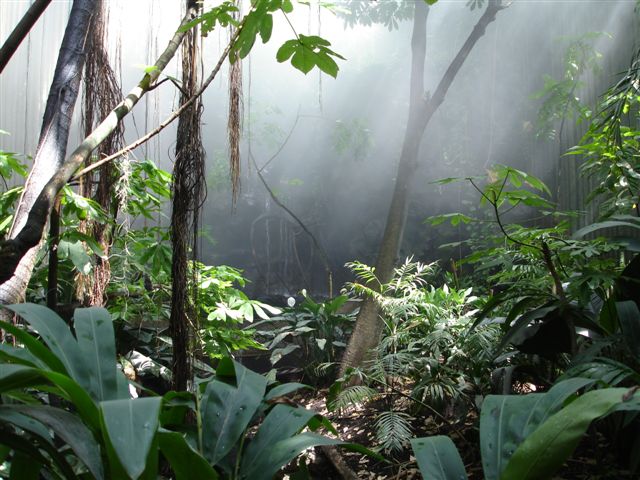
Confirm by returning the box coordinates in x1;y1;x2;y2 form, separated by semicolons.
0;0;98;310
340;0;506;376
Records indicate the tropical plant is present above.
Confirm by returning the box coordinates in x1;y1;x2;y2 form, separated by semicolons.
0;303;377;479
329;259;500;453
410;377;640;480
195;263;280;359
254;292;355;382
569;47;640;219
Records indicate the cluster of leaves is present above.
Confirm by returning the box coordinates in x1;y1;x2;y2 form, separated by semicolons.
414;377;640;479
331;260;500;454
569;47;640;218
533;32;609;139
0;145;27;239
339;0;438;30
0;304;377;479
181;0;345;78
332;118;374;161
254;292;355;382
196;263;281;359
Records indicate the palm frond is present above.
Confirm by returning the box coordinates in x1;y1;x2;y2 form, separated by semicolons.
328;384;378;411
374;410;413;453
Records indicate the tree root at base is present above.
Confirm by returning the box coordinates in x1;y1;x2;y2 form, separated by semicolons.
319;445;359;480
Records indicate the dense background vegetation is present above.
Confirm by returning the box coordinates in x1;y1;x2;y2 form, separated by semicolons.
1;0;640;478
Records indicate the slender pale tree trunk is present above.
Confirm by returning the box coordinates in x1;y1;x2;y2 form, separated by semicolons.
0;0;98;308
340;0;505;375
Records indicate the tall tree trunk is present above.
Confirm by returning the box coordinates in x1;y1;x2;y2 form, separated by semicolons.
170;0;203;391
340;0;505;376
0;0;98;309
77;0;125;307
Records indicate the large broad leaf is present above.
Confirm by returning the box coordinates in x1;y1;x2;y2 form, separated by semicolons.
0;417;76;478
238;432;346;480
2;405;104;480
501;388;639;479
0;364;45;392
480;378;592;480
240;405;317;477
0;317;66;374
5;304;90;390
100;397;162;480
616;301;640;359
158;431;218;480
0;343;46;368
201;358;267;465
73;307;122;401
572;216;640;239
410;436;468;480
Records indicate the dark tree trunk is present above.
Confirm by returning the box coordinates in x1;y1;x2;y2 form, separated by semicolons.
340;0;506;376
170;0;202;391
0;0;98;309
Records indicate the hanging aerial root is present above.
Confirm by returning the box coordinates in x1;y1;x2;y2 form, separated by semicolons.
77;0;125;306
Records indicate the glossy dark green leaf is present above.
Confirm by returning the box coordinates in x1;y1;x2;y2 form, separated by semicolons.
158;431;218;479
0;316;66;374
410;436;467;480
100;397;162;480
4;405;104;480
74;307;122;401
238;432;342;480
616;301;640;358
502;388;638;479
241;405;317;477
201;359;267;464
5;304;90;389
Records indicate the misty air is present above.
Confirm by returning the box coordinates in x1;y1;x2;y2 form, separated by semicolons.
0;1;639;478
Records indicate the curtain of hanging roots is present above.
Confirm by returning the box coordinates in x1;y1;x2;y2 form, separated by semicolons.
170;2;205;391
77;0;125;306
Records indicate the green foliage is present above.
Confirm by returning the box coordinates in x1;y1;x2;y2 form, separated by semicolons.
533;32;609;140
411;379;640;480
332;259;500;453
568;48;640;218
276;34;345;78
332;118;374;161
196;264;280;359
0;304;376;479
183;0;344;78
410;436;468;480
0;147;27;239
339;0;416;30
255;292;355;380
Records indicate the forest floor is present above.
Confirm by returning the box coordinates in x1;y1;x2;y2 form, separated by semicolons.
279;388;637;480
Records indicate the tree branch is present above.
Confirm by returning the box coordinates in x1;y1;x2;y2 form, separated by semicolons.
0;0;52;73
71;19;245;183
